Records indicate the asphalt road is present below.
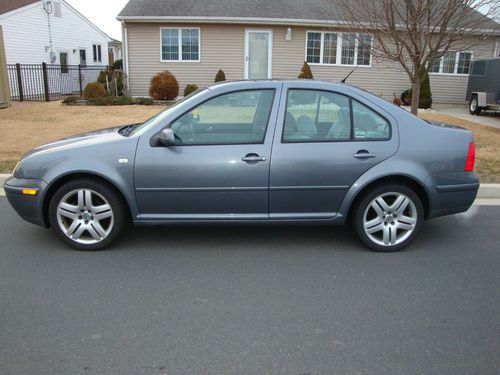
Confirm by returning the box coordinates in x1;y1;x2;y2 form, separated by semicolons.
0;198;499;375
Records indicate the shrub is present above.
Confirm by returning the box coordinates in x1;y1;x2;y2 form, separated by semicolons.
298;62;313;79
62;96;80;105
83;82;106;99
184;84;199;97
97;70;110;85
403;71;433;109
112;59;123;71
418;71;432;109
135;97;154;105
87;96;134;106
214;69;226;82
149;71;179;100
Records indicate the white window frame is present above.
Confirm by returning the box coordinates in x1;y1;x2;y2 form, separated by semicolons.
429;51;474;76
92;44;102;63
160;27;201;63
305;31;373;67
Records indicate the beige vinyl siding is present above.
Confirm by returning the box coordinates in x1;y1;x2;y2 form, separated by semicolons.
125;22;498;104
127;23;244;96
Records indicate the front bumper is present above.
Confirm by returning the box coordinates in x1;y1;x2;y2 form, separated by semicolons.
4;176;48;227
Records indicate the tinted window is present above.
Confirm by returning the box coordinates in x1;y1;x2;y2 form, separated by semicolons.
352;100;390;140
283;89;351;142
170;90;275;145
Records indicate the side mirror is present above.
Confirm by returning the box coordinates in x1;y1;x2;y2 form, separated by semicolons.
157;128;176;146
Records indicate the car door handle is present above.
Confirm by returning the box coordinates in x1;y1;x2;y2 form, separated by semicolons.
242;154;266;162
353;151;376;159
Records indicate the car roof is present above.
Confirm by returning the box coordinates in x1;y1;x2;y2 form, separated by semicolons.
208;79;349;90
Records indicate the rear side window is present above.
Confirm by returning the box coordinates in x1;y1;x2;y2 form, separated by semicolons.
352;100;390;140
283;89;351;142
283;89;390;143
170;89;275;145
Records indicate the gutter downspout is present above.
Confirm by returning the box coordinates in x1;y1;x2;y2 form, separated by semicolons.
122;21;130;95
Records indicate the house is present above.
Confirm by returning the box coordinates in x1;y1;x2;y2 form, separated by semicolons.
0;0;113;67
0;26;10;108
117;0;500;104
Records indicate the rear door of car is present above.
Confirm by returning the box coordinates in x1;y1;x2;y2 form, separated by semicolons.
269;81;399;220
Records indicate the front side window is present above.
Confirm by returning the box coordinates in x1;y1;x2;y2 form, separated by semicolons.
430;51;472;75
306;32;371;66
161;28;200;61
170;90;275;145
283;89;351;142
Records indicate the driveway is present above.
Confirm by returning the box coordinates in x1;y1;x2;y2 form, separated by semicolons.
433;104;500;130
0;197;499;375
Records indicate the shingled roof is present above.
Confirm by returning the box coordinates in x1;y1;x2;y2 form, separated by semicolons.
117;0;500;31
0;0;38;15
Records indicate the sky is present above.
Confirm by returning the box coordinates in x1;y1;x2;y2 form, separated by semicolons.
65;0;129;40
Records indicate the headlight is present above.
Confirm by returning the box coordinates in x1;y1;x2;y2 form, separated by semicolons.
12;161;20;175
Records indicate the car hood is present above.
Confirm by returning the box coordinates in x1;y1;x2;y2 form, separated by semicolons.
22;124;138;159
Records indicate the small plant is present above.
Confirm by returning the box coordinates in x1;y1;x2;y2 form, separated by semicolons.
214;69;226;82
418;71;432;109
87;96;134;106
184;84;199;97
135;97;154;105
112;59;123;71
149;71;179;100
83;82;106;99
97;70;111;85
62;96;80;105
298;62;313;79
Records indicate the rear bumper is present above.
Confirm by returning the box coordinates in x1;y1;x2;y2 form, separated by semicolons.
428;181;479;219
4;176;48;227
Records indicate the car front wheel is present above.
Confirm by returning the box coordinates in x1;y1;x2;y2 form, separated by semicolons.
48;178;127;250
353;185;424;252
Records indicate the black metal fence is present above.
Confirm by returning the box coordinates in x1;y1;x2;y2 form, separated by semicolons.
7;63;106;101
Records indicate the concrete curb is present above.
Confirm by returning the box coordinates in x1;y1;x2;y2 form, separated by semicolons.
1;173;500;199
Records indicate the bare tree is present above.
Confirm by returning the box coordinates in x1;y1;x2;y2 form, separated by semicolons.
334;0;500;114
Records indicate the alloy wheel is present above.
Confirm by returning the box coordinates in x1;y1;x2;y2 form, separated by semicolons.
56;189;114;244
363;192;418;247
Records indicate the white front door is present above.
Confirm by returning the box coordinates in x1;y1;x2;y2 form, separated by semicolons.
245;30;272;80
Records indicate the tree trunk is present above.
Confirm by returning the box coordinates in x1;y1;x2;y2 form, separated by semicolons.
410;79;421;116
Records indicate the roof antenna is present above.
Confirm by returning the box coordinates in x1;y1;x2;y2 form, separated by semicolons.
341;66;358;83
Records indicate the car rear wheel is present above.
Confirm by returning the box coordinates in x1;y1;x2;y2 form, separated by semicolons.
48;179;127;250
469;96;481;115
352;185;424;252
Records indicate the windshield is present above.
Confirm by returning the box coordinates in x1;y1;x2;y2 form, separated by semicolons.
127;88;209;136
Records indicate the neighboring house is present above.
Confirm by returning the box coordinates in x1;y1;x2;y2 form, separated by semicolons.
0;0;111;67
109;38;123;65
117;0;500;103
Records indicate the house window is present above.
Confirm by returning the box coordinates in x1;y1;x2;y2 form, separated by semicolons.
430;51;472;75
93;44;102;63
306;32;372;66
161;28;200;61
59;52;68;73
79;49;86;67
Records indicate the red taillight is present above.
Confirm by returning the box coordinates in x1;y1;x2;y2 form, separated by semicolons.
465;142;475;172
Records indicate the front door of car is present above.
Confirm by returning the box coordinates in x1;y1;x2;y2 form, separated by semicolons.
269;83;399;219
134;85;280;220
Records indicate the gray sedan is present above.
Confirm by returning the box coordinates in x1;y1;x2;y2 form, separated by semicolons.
5;80;479;251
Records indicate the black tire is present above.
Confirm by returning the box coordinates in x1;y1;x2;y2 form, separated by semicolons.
352;184;424;252
469;95;481;115
48;178;128;250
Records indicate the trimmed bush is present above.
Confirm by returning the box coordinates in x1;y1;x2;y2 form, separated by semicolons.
83;82;106;99
214;69;226;82
62;96;80;105
135;97;154;105
418;71;432;109
298;62;313;79
184;84;199;97
149;71;179;100
87;96;134;106
97;70;110;85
